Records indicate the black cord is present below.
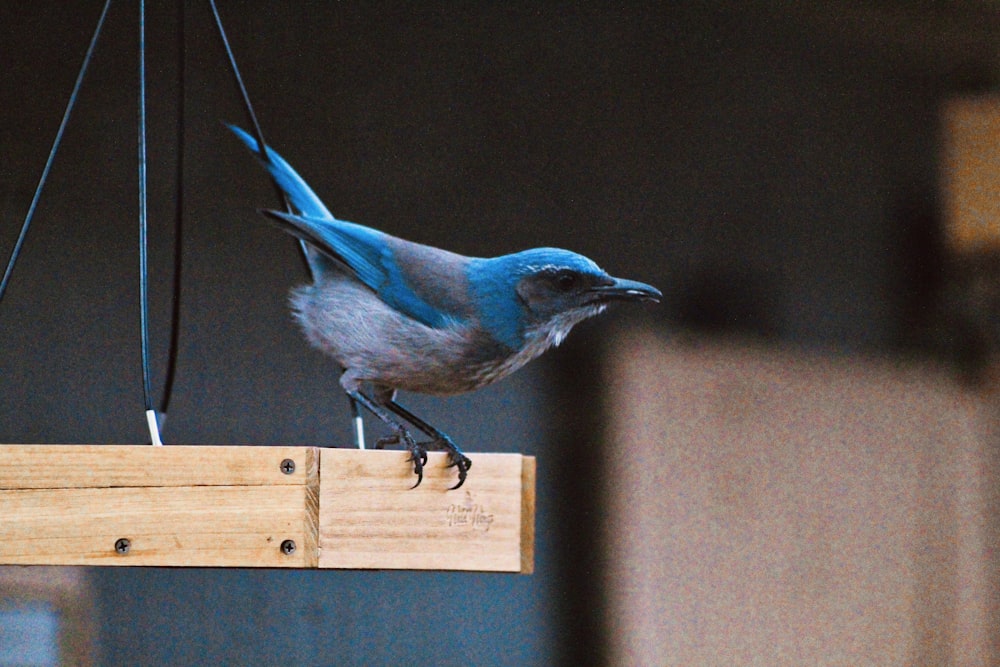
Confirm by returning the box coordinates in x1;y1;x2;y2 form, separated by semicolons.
210;0;348;446
160;0;186;417
208;0;312;279
138;0;154;419
208;0;269;158
2;1;299;444
0;0;113;305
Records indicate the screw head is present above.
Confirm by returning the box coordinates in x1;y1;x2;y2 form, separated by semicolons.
114;538;131;554
280;539;296;555
280;458;296;475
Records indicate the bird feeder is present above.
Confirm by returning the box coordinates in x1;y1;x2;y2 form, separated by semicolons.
0;445;535;572
0;2;535;573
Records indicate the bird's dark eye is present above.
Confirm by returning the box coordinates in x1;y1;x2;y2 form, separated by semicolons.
553;270;578;292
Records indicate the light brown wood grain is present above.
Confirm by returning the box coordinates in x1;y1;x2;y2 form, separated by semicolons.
0;446;319;567
0;486;315;567
0;445;534;572
0;444;315;489
318;449;532;572
520;455;536;574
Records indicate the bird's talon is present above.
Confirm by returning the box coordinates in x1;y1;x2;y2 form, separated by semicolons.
445;450;471;489
449;467;469;490
407;454;424;488
405;439;429;488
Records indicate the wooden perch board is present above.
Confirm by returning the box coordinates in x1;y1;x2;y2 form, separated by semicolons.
0;445;534;573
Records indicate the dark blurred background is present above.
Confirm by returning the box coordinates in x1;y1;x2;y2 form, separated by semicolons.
0;2;997;665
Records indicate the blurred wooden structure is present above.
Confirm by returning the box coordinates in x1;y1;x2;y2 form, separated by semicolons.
603;331;998;665
0;567;95;666
942;94;1000;254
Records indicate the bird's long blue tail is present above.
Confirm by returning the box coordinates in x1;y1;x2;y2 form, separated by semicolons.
228;124;334;222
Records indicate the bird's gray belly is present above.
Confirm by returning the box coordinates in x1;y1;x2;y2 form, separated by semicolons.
289;279;526;395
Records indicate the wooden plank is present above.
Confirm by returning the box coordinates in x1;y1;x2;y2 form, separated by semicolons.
0;445;318;567
318;449;533;572
0;445;535;572
520;455;536;575
0;444;314;488
0;486;315;567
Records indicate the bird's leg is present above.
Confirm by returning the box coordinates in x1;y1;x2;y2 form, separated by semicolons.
346;389;428;488
347;396;365;450
382;399;472;490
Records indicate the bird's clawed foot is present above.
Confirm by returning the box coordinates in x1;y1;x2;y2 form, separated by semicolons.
374;430;470;489
375;430;428;488
436;436;471;490
406;443;430;489
445;449;472;490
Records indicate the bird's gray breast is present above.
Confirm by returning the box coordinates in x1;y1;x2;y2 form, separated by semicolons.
289;272;518;395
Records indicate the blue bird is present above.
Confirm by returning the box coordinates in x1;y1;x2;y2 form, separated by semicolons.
230;125;661;488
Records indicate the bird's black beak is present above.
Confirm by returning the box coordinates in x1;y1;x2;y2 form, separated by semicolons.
589;277;662;303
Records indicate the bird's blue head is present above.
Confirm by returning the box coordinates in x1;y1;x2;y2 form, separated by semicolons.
468;247;661;351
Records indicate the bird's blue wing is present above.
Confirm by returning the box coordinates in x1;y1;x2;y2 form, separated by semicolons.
232;125;466;329
263;211;465;329
261;210;386;287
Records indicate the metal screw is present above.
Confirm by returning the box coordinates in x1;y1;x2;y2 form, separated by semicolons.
114;538;131;555
280;458;296;475
280;539;296;555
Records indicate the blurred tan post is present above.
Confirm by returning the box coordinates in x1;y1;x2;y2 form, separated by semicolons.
603;332;997;665
942;94;1000;254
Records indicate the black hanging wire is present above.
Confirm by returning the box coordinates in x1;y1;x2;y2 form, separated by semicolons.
138;0;163;445
153;0;295;443
160;0;187;419
2;1;343;448
207;0;312;280
207;0;362;448
208;0;268;161
0;0;113;304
